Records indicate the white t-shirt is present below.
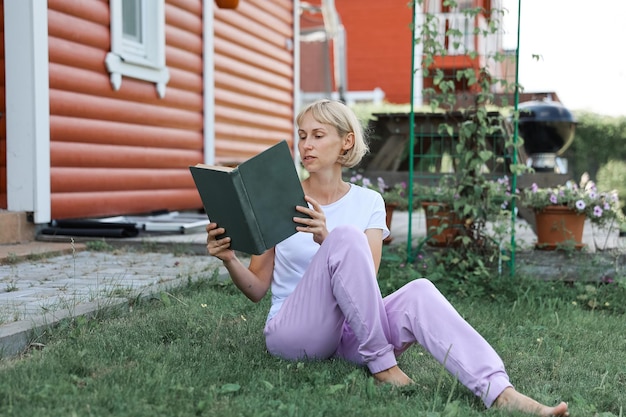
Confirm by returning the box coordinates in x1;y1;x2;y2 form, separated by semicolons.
267;184;390;321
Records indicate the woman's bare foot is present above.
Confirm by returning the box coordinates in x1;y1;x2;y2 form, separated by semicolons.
494;387;569;416
372;365;414;387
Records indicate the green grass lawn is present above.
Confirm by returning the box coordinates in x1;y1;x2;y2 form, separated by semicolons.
0;264;624;416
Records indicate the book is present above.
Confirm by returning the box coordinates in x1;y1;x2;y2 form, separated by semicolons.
189;140;308;255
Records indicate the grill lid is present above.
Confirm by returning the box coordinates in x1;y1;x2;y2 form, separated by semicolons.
517;100;576;156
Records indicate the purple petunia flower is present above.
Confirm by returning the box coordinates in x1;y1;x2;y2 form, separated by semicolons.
549;194;558;204
575;200;586;210
593;206;603;217
377;177;386;193
531;183;538;192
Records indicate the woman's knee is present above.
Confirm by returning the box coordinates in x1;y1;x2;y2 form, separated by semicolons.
322;225;370;256
327;225;366;245
402;278;441;301
413;278;436;290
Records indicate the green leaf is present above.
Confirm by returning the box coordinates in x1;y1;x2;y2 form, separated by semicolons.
218;383;241;394
260;380;274;390
479;150;493;161
160;292;171;307
433;70;444;85
327;384;345;394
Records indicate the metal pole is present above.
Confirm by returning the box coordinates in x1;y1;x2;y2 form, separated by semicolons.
407;1;418;262
509;0;522;275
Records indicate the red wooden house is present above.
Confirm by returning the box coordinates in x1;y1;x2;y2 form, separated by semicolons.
1;0;297;242
300;0;512;106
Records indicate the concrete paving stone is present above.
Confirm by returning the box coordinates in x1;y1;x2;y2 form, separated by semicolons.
1;245;226;358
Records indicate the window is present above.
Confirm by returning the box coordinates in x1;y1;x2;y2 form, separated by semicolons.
105;0;169;98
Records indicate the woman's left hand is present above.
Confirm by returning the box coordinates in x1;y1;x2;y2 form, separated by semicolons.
294;196;328;245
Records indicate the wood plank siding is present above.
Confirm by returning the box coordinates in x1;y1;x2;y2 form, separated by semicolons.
0;0;6;209
2;0;295;221
48;0;205;219
213;0;294;162
334;0;413;104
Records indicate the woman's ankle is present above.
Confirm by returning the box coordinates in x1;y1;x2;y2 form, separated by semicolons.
372;365;414;387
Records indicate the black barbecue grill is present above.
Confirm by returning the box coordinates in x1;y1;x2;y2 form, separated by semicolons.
517;100;576;172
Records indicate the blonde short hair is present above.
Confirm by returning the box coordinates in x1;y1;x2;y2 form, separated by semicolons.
296;99;369;168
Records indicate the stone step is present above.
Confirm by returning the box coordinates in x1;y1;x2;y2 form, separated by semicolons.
0;211;36;244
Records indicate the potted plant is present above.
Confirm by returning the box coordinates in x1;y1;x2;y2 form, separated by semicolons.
413;176;464;246
411;175;515;247
347;172;409;244
381;181;410;210
522;174;622;249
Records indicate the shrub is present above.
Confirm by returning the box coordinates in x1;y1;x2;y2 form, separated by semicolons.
596;159;626;216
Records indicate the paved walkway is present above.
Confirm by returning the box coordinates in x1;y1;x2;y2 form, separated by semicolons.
1;211;623;359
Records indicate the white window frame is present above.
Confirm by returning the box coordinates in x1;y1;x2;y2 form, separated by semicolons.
105;0;170;98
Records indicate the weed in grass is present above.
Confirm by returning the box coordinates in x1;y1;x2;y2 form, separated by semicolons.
85;240;115;252
171;243;196;256
3;253;19;265
24;252;46;262
140;239;160;253
4;280;18;293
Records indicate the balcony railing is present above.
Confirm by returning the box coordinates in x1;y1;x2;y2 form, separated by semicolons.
430;13;500;58
427;12;505;89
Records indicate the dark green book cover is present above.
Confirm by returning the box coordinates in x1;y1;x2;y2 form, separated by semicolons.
189;140;307;255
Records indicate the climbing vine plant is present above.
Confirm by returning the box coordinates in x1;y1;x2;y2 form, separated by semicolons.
409;0;526;285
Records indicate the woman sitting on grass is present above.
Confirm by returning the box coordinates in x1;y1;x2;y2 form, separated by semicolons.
205;99;569;417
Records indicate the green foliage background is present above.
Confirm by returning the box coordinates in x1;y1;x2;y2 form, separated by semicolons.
563;112;626;209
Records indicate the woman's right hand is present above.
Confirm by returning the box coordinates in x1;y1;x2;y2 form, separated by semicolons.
206;223;236;262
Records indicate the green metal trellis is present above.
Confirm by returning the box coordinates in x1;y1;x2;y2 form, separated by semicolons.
406;0;523;275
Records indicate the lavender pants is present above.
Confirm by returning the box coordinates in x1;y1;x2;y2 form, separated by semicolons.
263;225;512;407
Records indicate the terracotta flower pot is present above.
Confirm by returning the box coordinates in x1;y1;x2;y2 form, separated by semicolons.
421;202;463;247
215;0;239;8
383;202;397;245
534;205;586;250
